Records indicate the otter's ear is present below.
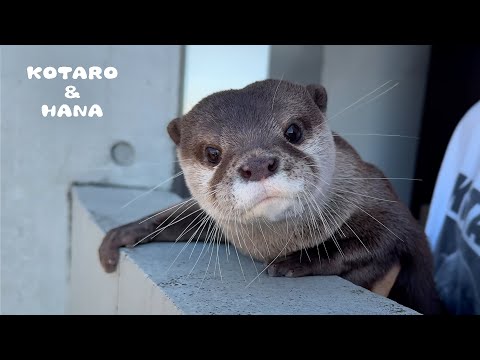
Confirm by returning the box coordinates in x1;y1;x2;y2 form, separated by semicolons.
167;117;181;145
306;84;328;113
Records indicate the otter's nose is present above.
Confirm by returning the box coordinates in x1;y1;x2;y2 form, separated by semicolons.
239;157;279;181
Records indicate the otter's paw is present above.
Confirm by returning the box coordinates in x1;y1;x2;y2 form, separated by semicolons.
266;256;314;278
98;226;143;273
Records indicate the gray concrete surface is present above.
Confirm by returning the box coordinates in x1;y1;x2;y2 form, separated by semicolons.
70;185;419;315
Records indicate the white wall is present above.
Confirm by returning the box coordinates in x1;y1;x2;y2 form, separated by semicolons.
0;45;181;314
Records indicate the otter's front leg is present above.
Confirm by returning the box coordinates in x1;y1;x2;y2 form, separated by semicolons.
266;238;400;296
266;249;344;278
99;200;209;273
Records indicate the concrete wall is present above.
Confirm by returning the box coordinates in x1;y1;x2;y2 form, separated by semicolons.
269;45;323;85
0;45;181;314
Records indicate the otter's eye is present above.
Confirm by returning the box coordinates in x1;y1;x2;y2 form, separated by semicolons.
284;124;302;144
205;147;221;164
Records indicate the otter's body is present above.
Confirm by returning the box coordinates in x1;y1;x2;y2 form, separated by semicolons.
99;79;444;315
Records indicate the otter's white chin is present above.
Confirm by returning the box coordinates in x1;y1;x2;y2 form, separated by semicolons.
245;197;293;221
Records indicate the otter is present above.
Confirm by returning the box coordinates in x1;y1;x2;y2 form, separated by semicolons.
99;79;444;315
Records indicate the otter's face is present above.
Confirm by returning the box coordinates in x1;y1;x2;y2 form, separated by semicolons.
167;79;335;224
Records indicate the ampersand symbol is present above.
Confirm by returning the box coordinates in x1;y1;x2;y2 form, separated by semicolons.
65;86;80;99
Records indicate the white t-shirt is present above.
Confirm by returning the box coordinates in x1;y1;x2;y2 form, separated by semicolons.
425;100;480;315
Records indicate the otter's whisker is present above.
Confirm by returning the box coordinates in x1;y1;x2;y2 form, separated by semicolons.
300;191;322;256
138;197;195;224
120;171;184;209
314;176;403;244
327;80;394;122
305;177;347;237
188;218;216;276
239;204;264;260
212;222;222;278
332;190;404;243
304;189;345;258
197;229;218;289
296;194;314;263
215;226;223;282
233;215;258;278
331;177;422;181
304;183;340;234
271;73;285;112
170;211;208;245
298;192;316;240
220;205;233;262
188;195;223;262
229;226;247;282
260;217;282;237
306;178;371;254
300;191;330;261
153;199;199;233
305;183;346;238
359;82;400;107
292;199;311;263
167;214;210;272
333;133;418;140
245;230;296;288
255;217;271;256
324;196;370;254
189;216;214;260
329;186;396;203
186;194;222;262
303;189;331;240
153;188;217;231
231;217;247;281
134;207;205;246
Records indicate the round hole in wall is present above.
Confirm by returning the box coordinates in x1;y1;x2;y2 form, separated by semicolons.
111;141;135;166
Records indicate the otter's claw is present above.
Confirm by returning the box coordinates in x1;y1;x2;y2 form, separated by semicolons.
267;255;315;278
98;226;144;273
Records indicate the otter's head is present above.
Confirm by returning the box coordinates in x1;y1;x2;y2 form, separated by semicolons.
167;79;335;225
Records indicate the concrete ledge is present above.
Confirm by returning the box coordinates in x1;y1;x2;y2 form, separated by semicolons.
69;185;419;315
